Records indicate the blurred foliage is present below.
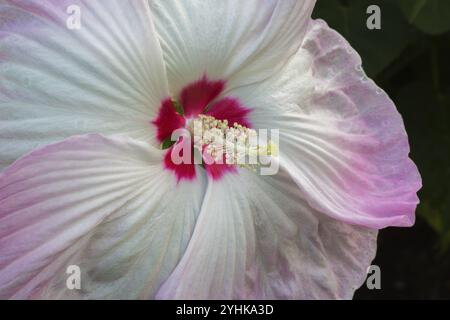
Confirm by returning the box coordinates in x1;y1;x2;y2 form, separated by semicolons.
398;0;450;35
314;1;450;249
313;0;412;76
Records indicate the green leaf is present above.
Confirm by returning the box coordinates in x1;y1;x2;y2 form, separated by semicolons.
420;201;450;251
313;0;413;77
172;99;184;116
161;136;176;150
397;0;450;35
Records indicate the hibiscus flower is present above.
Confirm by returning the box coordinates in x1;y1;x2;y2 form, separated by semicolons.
0;0;421;299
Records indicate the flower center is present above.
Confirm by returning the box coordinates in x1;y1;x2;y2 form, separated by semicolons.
188;114;276;172
151;75;276;182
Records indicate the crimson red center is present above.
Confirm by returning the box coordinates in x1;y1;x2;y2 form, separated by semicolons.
152;76;252;182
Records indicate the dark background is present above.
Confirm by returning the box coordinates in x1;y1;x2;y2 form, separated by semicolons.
312;0;450;299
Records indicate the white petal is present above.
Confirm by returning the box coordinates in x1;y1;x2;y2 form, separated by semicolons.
156;169;377;299
0;0;169;171
0;134;206;299
149;0;316;93
228;19;421;229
